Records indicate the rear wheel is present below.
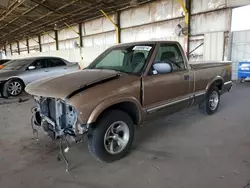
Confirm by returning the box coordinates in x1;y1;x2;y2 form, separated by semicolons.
3;79;24;97
88;110;135;162
199;86;220;115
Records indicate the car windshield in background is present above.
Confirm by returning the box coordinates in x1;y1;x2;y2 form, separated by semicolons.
2;59;31;70
88;44;154;74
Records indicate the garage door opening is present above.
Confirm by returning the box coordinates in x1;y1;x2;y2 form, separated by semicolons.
231;5;250;31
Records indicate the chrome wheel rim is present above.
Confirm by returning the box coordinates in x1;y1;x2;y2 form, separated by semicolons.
209;91;219;110
8;81;22;96
104;121;130;155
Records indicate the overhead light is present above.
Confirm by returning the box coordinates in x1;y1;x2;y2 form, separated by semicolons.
130;0;139;7
54;24;59;31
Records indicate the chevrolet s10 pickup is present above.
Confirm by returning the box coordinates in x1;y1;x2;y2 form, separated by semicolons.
26;41;232;164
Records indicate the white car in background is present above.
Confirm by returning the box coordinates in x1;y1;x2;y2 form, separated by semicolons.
0;56;79;97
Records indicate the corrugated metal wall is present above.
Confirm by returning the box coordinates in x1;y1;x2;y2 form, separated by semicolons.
5;0;250;66
204;32;225;60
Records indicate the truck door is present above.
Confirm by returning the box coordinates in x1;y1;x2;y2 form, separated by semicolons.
143;43;191;120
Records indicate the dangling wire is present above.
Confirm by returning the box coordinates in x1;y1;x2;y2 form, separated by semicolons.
57;135;70;172
31;115;39;141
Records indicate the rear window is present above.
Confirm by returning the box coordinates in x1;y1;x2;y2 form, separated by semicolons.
49;58;66;67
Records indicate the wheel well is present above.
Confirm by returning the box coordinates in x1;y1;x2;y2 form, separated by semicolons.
8;78;25;87
96;102;140;125
214;79;223;91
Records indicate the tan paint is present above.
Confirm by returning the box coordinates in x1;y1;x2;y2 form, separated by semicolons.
66;75;142;124
87;96;144;125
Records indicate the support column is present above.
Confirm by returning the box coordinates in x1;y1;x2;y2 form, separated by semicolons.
38;35;42;52
17;41;20;55
26;39;30;54
10;44;13;55
186;0;191;59
3;45;7;56
101;10;120;44
79;23;83;47
78;23;84;69
55;30;59;50
117;11;121;43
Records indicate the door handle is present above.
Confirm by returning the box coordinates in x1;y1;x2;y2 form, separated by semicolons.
184;75;190;80
45;70;49;72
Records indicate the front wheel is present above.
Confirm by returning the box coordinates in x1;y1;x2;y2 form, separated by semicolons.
199;86;220;115
3;79;24;97
88;110;135;162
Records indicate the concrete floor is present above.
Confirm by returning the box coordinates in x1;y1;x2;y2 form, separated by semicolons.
0;84;250;188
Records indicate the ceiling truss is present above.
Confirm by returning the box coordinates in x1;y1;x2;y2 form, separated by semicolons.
0;0;154;46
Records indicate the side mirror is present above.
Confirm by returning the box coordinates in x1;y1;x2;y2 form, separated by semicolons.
28;66;36;70
152;62;172;75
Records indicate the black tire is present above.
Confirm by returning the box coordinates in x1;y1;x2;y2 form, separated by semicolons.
3;79;24;97
1;81;9;98
88;109;135;163
0;84;8;98
199;86;220;115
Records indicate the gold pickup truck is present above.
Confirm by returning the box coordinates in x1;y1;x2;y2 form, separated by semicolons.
26;41;232;163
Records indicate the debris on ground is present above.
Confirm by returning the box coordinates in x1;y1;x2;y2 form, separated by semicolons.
243;180;250;188
217;176;225;179
18;98;29;103
153;165;160;171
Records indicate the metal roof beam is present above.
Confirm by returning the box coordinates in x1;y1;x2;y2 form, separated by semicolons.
4;5;111;43
31;0;62;14
0;0;46;30
0;0;27;22
1;0;155;44
1;0;80;39
3;3;97;40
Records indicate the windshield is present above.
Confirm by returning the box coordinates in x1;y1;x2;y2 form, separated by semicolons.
88;44;154;74
2;59;31;70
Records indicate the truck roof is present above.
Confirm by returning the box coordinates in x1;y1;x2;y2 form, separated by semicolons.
112;41;180;48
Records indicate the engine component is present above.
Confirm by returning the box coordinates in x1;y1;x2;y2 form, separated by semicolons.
31;96;89;172
41;120;56;140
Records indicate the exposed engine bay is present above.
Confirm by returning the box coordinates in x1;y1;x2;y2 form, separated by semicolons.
31;96;89;171
32;96;87;140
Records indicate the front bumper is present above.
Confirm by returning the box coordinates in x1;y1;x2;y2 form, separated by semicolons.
238;71;250;79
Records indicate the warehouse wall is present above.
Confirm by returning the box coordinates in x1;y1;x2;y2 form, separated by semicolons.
120;0;184;45
5;0;250;66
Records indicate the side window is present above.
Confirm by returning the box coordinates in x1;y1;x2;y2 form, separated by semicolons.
49;58;66;67
152;44;185;75
30;59;48;69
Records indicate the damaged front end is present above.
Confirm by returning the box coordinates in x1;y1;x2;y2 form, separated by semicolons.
31;96;89;171
32;96;87;140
